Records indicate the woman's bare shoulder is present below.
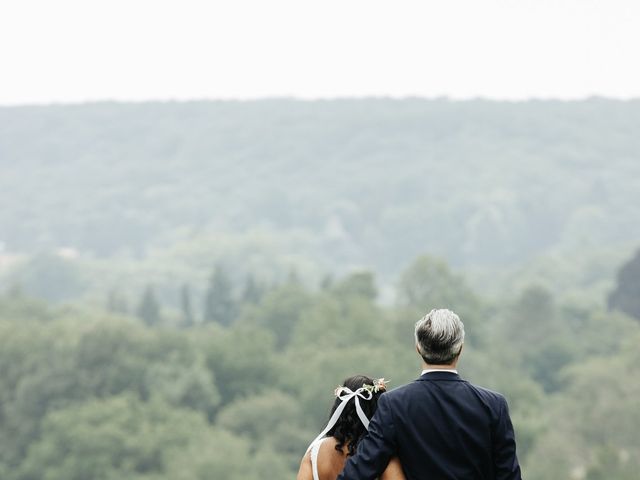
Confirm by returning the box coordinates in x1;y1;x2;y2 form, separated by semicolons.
296;449;313;480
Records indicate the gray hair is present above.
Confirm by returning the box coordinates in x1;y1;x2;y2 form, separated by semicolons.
414;309;465;365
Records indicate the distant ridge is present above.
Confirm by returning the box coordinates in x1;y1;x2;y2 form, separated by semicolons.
2;98;639;274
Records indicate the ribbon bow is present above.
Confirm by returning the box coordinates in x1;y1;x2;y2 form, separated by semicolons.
306;386;373;452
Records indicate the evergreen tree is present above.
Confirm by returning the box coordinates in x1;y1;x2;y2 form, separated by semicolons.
180;284;195;327
136;285;161;326
320;274;334;291
506;285;558;346
608;248;640;321
241;275;264;305
203;266;236;326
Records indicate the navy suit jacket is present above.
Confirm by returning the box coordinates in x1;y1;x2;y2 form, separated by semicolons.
337;372;522;480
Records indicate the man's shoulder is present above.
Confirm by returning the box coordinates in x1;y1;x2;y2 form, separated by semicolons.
385;381;417;395
464;381;508;405
383;376;507;406
381;378;428;402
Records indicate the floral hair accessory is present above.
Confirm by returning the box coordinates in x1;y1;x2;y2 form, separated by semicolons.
334;378;388;397
362;377;388;394
311;380;385;453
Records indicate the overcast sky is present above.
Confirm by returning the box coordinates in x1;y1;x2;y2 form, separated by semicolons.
1;0;639;105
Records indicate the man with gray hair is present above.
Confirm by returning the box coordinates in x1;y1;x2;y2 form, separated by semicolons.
337;308;522;480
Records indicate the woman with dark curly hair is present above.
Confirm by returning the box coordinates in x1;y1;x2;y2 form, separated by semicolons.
297;375;405;480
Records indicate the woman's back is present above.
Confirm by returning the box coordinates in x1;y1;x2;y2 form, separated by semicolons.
309;437;348;480
298;437;405;480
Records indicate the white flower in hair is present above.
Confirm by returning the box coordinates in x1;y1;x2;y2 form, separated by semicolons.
361;378;389;394
374;377;389;392
334;385;347;397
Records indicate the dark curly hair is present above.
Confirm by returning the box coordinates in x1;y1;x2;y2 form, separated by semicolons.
326;375;385;457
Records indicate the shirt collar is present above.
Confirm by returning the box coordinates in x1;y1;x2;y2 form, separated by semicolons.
421;368;458;375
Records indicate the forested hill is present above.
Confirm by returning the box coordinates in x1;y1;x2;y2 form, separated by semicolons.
2;98;639;274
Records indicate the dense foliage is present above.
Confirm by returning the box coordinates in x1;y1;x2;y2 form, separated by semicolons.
0;254;639;480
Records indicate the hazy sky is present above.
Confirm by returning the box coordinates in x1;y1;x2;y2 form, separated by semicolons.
1;0;639;105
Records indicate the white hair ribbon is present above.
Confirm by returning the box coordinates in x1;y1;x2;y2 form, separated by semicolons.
306;386;373;452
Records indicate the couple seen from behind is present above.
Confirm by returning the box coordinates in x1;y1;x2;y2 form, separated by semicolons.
297;308;522;480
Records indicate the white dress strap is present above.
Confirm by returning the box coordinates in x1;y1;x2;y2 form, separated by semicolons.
310;439;323;480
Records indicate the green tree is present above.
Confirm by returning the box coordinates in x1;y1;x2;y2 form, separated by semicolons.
217;389;301;439
136;286;161;326
331;271;377;301
144;356;220;417
289;294;386;351
505;285;559;344
0;309;81;468
608;248;640;321
243;284;313;349
72;320;216;411
241;274;265;305
201;324;277;405
164;429;276;480
203;266;236;326
397;255;476;308
524;339;576;393
525;332;640;480
320;274;334;291
215;388;311;468
180;284;195;327
501;285;577;393
15;395;235;480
